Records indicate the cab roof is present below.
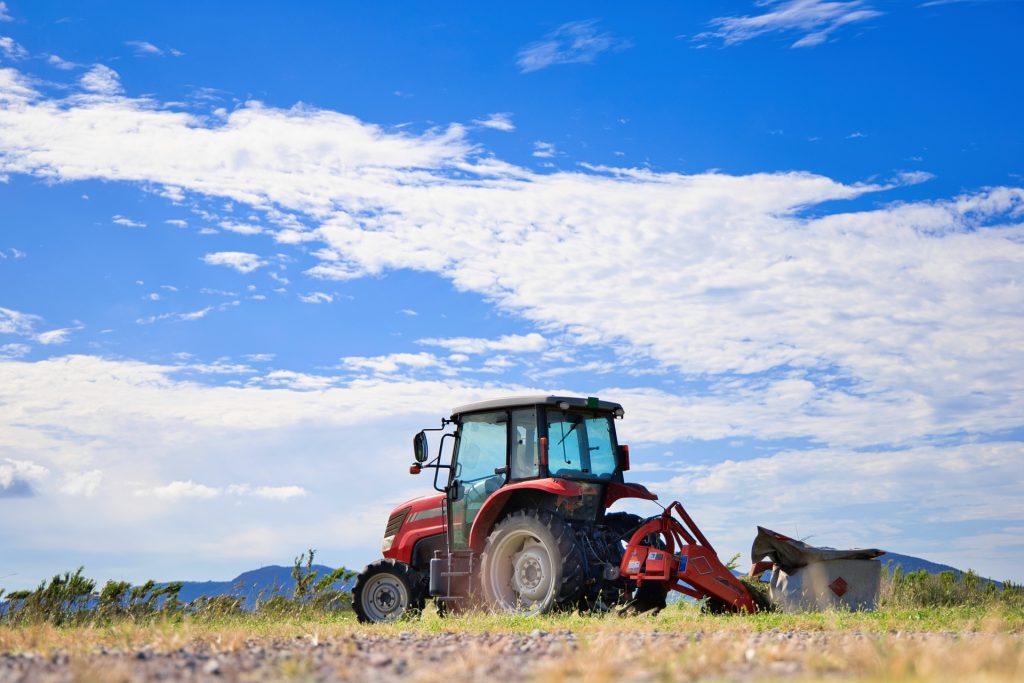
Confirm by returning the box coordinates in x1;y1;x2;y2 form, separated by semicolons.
450;395;624;419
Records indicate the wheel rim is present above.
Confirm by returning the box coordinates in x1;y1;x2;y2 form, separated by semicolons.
487;529;555;614
361;573;409;622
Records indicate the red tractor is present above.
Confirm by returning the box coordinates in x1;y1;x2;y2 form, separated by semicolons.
353;395;755;622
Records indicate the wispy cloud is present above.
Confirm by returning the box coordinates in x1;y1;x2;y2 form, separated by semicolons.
0;3;12;22
135;300;239;325
36;328;71;345
532;141;556;158
698;0;883;48
417;333;547;355
140;480;305;501
517;19;630;73
125;40;162;56
112;214;146;228
0;36;27;60
201;251;266;274
46;54;78;70
124;40;183;57
298;291;333;304
473;112;515;132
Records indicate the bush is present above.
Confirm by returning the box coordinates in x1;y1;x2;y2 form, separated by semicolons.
880;562;1024;609
1;551;356;626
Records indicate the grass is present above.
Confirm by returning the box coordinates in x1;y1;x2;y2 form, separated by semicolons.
1;600;1020;655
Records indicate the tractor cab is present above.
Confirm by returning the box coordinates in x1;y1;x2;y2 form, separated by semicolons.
431;395;631;551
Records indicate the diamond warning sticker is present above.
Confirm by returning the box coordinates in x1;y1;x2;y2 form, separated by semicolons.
829;576;849;597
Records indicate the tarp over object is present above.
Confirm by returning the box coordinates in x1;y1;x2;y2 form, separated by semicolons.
751;527;886;612
751;526;884;573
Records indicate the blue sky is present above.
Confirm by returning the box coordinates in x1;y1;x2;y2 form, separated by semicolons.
1;0;1023;588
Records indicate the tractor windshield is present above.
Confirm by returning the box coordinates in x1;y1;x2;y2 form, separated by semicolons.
546;411;619;481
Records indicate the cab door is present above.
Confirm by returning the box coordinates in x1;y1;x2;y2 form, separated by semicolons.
448;410;508;549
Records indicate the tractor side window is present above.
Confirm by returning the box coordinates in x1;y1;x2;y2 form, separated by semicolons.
510;408;538;479
454;411;507;484
584;417;616;476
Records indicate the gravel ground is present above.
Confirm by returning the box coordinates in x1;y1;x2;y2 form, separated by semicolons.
0;629;1015;682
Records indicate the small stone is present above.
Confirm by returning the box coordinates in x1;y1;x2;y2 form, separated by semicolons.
369;653;392;667
202;659;221;675
744;648;756;662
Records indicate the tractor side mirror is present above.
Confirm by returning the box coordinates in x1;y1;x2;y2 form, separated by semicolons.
413;431;429;463
618;444;630;471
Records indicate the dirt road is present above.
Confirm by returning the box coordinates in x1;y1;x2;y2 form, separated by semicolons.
2;628;1018;682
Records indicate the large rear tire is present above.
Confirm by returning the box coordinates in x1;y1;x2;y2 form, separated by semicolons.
480;509;585;615
353;559;424;623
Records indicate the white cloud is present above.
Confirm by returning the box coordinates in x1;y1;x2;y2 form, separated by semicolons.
0;355;1021;578
417;333;547;355
532;141;556;158
165;219;188;227
218;221;263;235
140;480;220;500
0;3;11;22
0;67;35;102
473;112;515;132
0;458;49;497
58;469;103;497
80;64;123;95
36;328;71;345
137;480;307;502
226;483;307;501
112;214;146;228
298;291;332;304
0;69;1021;457
698;0;883;49
341;352;444;375
398;308;417;316
517;19;630;73
0;36;27;60
202;251;266;273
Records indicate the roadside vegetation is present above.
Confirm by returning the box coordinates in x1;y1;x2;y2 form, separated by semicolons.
0;550;355;628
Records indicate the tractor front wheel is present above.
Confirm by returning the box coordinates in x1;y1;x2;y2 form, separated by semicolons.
480;509;585;615
353;559;424;623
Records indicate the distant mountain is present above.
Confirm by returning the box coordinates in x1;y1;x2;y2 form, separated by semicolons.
171;553;997;609
173;565;356;609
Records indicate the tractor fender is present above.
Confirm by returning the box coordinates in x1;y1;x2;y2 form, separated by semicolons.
604;481;658;507
467;478;588;551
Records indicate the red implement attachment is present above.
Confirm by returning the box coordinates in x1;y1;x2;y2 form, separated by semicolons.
619;501;756;613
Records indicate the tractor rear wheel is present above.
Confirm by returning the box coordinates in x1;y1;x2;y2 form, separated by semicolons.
480;509;585;615
353;559;424;623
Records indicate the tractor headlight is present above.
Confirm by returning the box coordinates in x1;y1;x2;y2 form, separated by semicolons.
381;534;395;552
